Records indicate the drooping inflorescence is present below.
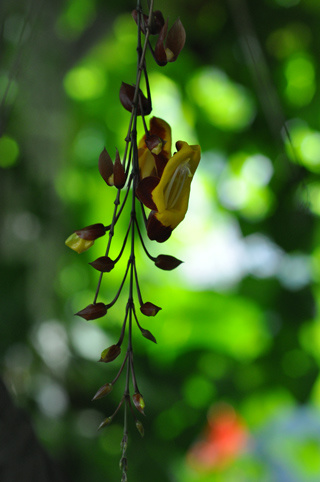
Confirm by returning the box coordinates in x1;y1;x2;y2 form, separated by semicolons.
65;1;200;480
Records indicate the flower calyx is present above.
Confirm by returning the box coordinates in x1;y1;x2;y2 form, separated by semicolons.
154;18;186;66
132;392;145;415
99;148;126;189
99;344;121;363
98;416;113;431
140;302;161;317
65;223;107;253
92;382;113;401
75;303;107;321
119;82;151;116
89;256;115;272
132;9;165;36
154;254;183;270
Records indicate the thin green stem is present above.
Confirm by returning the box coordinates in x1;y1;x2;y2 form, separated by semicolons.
113;218;133;264
93;189;121;304
106;259;131;308
134;217;156;261
133;261;143;306
112;351;129;385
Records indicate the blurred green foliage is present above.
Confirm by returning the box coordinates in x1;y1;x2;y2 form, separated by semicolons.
1;0;320;481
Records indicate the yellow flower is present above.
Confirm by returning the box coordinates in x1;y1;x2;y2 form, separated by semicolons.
137;117;201;242
65;233;94;253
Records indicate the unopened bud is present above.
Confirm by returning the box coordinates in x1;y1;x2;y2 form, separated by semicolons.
135;420;144;437
75;303;107;321
98;148;114;186
75;223;106;241
99;344;121;363
113;149;126;188
165;18;186;63
92;383;113;401
140;302;161;317
132;393;145;415
89;256;115;272
140;328;157;344
98;416;113;430
154;254;183;270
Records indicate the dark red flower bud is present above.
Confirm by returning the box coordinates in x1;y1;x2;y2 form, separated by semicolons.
140;328;157;344
155;254;183;270
92;383;113;401
99;344;121;363
151;11;165;35
132;393;145;415
132;10;164;35
75;303;107;321
98;148;114;186
154;20;168;66
75;223;106;241
140;302;161;316
113;149;126;188
119;82;151;115
154;18;186;66
89;256;115;273
165;18;186;62
98;416;113;430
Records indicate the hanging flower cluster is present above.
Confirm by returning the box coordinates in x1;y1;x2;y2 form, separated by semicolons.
65;2;200;480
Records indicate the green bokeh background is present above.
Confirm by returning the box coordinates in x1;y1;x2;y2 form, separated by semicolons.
1;0;320;481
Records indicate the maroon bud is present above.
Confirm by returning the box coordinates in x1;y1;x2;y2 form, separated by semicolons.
140;328;157;344
131;9;148;34
99;344;121;363
132;10;164;35
165;18;186;62
92;383;113;401
119;82;151;115
132;393;145;415
98;148;114;186
155;254;183;270
154;19;168;66
140;302;161;317
75;223;106;241
89;256;115;273
151;11;165;35
75;303;107;321
113;149;126;188
98;416;113;430
154;18;186;66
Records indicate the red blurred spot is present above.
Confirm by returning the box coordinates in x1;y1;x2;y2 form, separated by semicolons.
187;403;249;472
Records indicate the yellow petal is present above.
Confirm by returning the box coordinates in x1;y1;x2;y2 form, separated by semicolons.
151;142;201;229
138;147;157;179
65;233;94;254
